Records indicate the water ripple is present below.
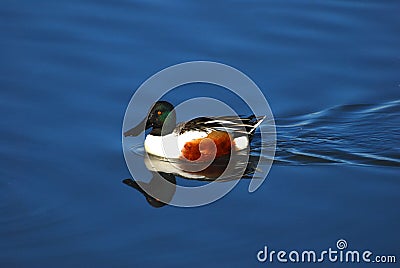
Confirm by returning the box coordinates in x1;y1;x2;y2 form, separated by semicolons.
271;100;400;167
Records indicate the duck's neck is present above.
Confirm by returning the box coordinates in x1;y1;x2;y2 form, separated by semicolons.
150;127;173;136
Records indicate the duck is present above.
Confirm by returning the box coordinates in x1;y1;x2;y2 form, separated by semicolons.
123;101;265;161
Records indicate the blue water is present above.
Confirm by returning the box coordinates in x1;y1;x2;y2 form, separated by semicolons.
1;0;399;267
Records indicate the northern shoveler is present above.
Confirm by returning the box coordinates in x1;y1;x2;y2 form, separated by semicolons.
124;101;265;161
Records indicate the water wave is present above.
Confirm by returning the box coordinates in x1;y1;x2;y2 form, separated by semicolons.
271;100;400;167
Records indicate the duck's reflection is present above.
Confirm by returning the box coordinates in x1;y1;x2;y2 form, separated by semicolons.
123;152;260;208
123;172;175;208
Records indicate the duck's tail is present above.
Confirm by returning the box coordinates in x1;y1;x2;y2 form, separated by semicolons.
243;115;266;136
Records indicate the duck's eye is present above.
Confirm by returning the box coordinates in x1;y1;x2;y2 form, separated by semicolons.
157;111;162;115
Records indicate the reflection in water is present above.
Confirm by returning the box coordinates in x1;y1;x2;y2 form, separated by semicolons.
123;152;261;208
123;173;176;208
124;100;399;207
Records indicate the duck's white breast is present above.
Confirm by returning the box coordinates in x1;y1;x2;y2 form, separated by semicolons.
144;131;208;159
144;133;180;158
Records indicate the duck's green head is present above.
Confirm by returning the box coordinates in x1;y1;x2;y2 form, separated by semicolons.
124;101;176;137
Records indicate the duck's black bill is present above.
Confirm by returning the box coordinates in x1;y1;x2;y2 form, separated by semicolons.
123;117;150;137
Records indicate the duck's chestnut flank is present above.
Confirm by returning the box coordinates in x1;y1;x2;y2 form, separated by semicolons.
181;131;232;161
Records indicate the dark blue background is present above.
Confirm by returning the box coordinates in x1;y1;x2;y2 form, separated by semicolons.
1;0;399;267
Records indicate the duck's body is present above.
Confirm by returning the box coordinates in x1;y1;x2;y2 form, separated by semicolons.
124;101;265;161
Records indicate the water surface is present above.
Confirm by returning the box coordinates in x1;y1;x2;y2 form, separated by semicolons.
1;0;399;267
